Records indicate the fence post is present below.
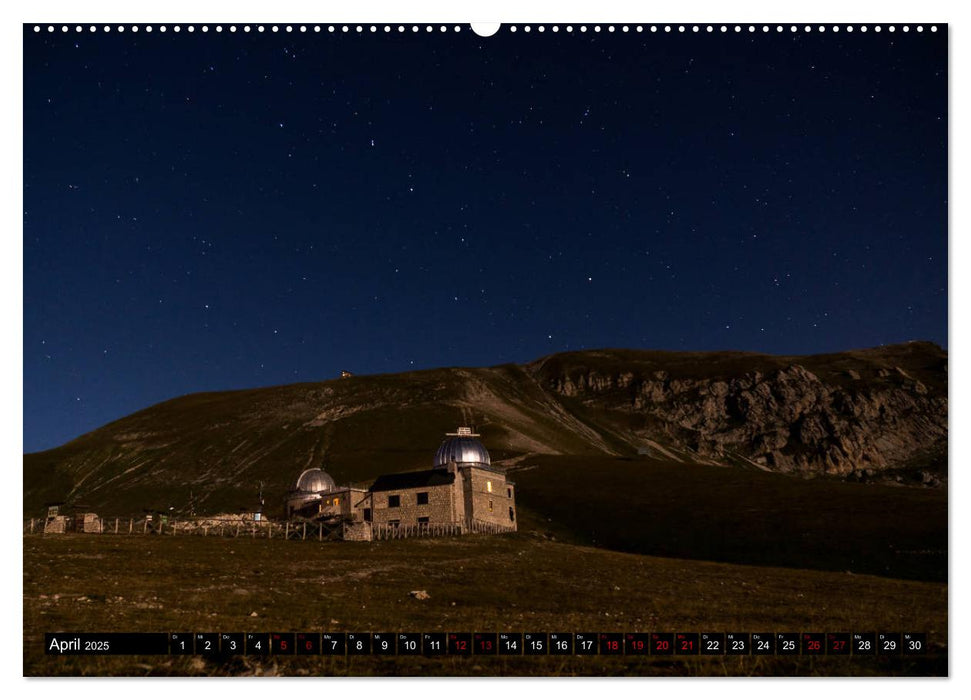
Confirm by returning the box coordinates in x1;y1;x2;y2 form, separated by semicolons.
302;523;306;540
285;522;289;539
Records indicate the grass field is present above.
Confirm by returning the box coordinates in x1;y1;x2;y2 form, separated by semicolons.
23;532;947;677
513;456;948;581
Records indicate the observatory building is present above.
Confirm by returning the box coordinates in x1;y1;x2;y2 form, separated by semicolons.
284;427;517;538
285;467;367;522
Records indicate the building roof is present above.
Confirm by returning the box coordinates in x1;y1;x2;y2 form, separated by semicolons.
433;428;491;469
292;468;337;494
369;469;455;492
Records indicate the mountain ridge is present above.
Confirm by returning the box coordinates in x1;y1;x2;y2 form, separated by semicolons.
24;341;947;515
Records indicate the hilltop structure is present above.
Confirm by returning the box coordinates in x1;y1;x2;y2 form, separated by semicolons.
285;427;517;539
286;468;368;524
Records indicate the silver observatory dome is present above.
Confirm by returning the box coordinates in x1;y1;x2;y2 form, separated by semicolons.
433;427;491;469
292;468;337;494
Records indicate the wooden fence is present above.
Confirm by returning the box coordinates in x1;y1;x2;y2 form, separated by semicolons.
24;517;287;538
24;516;516;541
371;522;463;540
370;519;515;541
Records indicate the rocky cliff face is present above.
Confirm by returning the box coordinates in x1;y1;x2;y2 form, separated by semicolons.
24;342;947;514
532;343;947;482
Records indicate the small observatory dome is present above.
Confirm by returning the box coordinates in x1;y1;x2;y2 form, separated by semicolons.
434;427;491;469
293;468;337;494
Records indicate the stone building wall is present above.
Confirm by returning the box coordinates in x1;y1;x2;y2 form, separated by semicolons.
345;488;370;520
452;466;469;524
44;516;69;533
466;467;517;530
77;513;101;533
343;521;373;541
369;484;454;526
311;488;369;521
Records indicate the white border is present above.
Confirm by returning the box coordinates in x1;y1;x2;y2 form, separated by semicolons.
5;1;961;699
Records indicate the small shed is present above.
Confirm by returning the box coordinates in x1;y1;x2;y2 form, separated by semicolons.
74;512;101;533
44;516;70;534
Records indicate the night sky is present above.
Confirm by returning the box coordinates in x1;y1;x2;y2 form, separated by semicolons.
23;25;947;452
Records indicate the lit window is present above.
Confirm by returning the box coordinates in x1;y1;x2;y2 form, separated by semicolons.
334;497;340;506
488;500;493;512
487;481;493;493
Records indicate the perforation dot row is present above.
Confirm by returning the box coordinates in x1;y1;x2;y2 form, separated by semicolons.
508;24;938;33
32;24;939;34
33;25;466;34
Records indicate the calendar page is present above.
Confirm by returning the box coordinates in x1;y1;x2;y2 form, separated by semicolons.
19;3;949;682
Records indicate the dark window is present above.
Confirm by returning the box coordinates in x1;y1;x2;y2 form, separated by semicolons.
363;508;372;522
417;491;429;505
509;507;515;521
388;495;400;508
388;519;400;527
418;517;430;524
507;487;512;498
488;499;493;512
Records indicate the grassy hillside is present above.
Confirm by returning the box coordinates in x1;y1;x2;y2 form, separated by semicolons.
23;342;947;518
512;455;947;582
23;362;616;516
23;534;946;677
23;343;948;677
